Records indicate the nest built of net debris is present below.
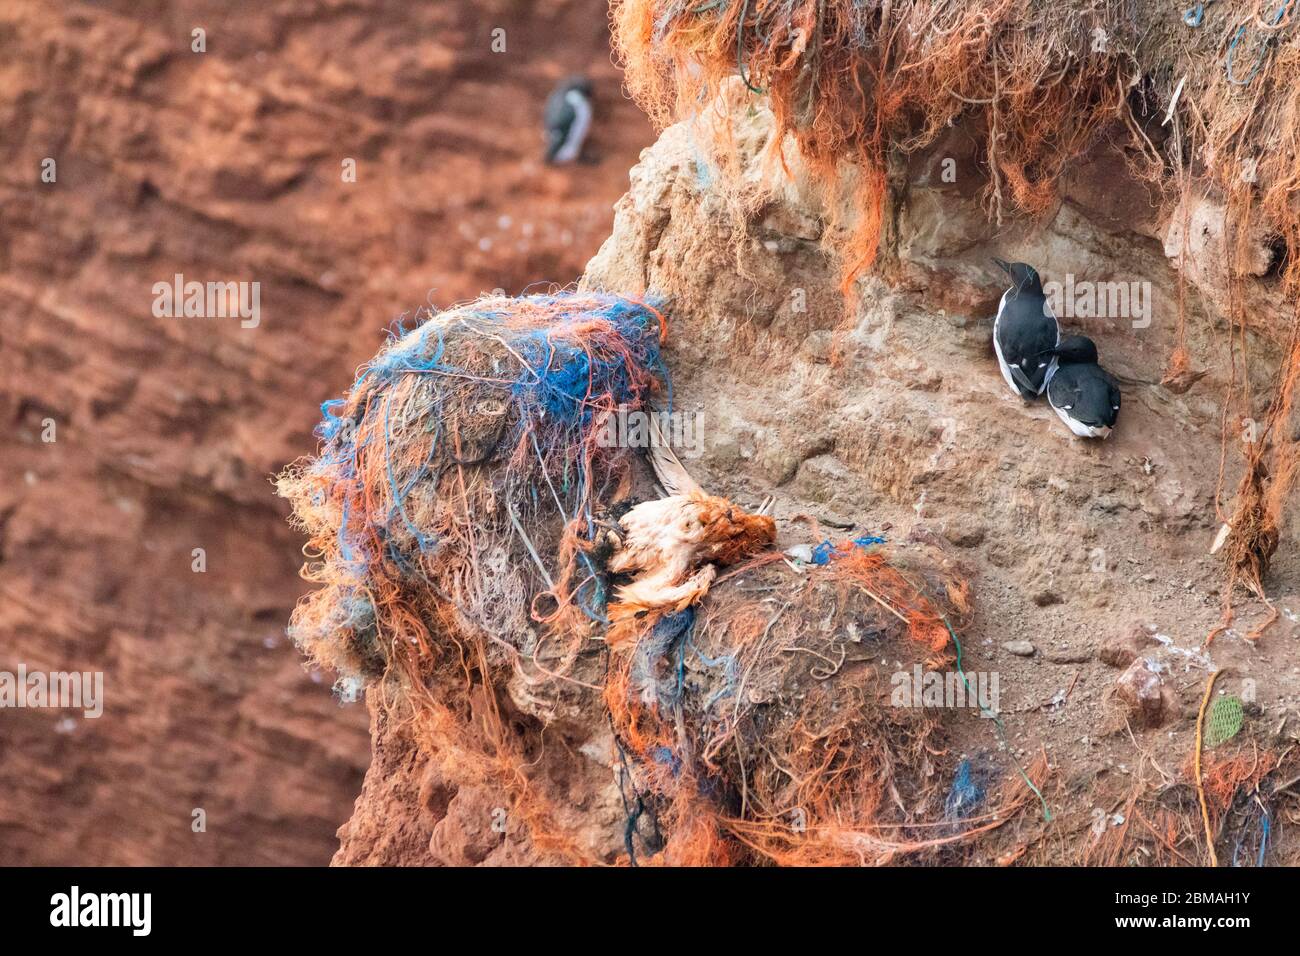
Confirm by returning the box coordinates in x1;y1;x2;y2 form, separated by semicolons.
1075;720;1297;866
612;0;1300;634
278;291;1046;865
278;292;670;694
606;543;1050;866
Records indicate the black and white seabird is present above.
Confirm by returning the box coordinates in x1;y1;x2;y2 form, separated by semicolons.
992;257;1059;400
544;75;594;165
1042;335;1121;439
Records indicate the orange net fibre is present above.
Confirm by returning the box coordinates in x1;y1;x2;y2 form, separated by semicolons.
613;0;1127;289
276;292;673;863
601;538;1036;866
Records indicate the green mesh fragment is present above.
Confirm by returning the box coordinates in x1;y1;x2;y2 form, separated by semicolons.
1206;695;1244;748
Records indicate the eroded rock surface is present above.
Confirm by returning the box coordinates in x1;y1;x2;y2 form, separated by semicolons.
335;95;1300;864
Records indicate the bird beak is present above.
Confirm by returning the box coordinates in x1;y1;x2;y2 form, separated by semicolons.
992;257;1013;277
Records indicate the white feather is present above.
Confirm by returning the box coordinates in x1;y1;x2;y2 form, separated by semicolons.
552;90;592;164
646;414;703;497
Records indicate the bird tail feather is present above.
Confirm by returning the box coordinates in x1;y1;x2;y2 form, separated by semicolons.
646;413;703;498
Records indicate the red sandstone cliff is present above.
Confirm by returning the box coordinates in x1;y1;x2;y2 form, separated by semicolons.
0;0;649;865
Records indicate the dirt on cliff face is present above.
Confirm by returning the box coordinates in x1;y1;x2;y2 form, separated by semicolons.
326;93;1300;867
580;100;1300;865
0;0;651;865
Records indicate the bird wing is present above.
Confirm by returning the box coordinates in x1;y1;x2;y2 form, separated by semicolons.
1008;359;1039;395
646;414;704;497
543;88;576;129
1046;365;1076;408
607;495;702;574
1009;302;1059;395
996;296;1054;396
543;88;580;161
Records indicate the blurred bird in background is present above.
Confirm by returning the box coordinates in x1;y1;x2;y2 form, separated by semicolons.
544;75;594;164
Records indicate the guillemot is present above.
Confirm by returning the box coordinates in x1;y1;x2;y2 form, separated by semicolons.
992;257;1059;400
1042;334;1121;439
543;75;594;164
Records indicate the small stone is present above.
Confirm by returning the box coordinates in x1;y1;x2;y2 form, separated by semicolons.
1114;657;1176;728
800;330;834;363
1002;640;1036;657
1099;623;1156;668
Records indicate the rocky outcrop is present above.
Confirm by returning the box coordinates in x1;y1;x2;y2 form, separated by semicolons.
332;92;1300;865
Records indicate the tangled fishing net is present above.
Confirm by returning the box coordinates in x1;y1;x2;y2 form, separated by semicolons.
612;0;1300;633
1080;719;1296;867
278;290;1044;865
278;292;670;691
605;543;1049;866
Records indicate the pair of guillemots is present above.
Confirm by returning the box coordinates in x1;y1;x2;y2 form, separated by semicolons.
991;258;1121;439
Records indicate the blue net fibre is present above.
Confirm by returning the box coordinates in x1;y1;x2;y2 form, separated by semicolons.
277;292;674;671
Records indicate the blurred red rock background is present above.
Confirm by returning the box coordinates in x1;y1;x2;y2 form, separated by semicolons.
0;0;650;864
